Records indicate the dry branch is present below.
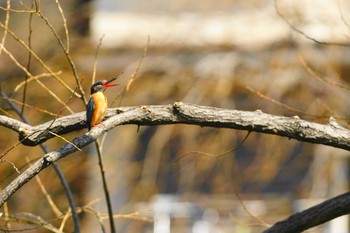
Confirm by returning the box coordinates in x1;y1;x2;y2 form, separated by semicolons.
1;102;350;231
0;102;349;150
263;192;350;233
1;102;350;201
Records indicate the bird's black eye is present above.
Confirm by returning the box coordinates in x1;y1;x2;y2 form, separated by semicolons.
90;81;106;94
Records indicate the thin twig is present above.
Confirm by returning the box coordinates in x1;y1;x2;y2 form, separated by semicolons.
54;0;70;53
0;212;61;233
0;21;80;98
127;36;150;92
51;160;81;233
79;199;106;232
28;157;63;218
0;42;75;113
1;158;20;174
22;0;34;114
0;96;58;116
0;42;31;76
0;136;32;161
1;92;81;233
175;131;250;162
94;140;116;233
45;78;83;131
48;131;82;152
274;0;350;46
234;191;270;227
0;107;13;118
336;0;350;32
0;6;36;13
36;10;86;104
81;206;106;233
103;210;153;222
92;34;105;84
91;33;116;233
245;86;323;120
59;211;71;232
0;0;10;57
3;199;10;230
34;78;75;114
111;36;150;106
13;71;62;94
299;55;350;92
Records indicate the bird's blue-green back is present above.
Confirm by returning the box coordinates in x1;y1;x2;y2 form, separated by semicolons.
86;96;95;130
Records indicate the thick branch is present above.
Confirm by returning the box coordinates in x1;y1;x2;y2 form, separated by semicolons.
0;102;350;150
263;192;350;233
1;102;350;230
0;106;142;207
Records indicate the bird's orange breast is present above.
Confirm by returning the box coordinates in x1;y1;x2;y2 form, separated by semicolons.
91;92;108;127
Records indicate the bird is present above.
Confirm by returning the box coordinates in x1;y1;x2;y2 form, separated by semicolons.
86;78;119;130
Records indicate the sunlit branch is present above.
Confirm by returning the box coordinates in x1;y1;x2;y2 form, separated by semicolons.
0;102;350;232
0;21;80;98
0;102;349;150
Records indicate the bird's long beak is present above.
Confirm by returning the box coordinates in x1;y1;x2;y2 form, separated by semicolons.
102;77;119;88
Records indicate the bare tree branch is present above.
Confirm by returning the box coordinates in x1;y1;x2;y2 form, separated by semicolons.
263;192;350;233
1;91;81;232
1;102;350;150
0;106;142;207
0;102;349;232
0;115;29;132
0;102;350;208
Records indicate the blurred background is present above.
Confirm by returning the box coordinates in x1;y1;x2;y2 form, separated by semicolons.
0;0;350;232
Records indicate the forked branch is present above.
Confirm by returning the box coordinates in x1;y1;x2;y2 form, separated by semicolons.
0;102;349;149
1;102;350;232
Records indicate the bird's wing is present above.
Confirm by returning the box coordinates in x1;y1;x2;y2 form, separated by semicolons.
86;96;94;130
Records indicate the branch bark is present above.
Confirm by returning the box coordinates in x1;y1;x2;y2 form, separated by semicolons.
1;102;350;150
1;102;350;230
0;106;141;207
263;192;350;233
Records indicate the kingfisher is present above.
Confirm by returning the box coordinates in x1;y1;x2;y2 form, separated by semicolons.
86;78;119;130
